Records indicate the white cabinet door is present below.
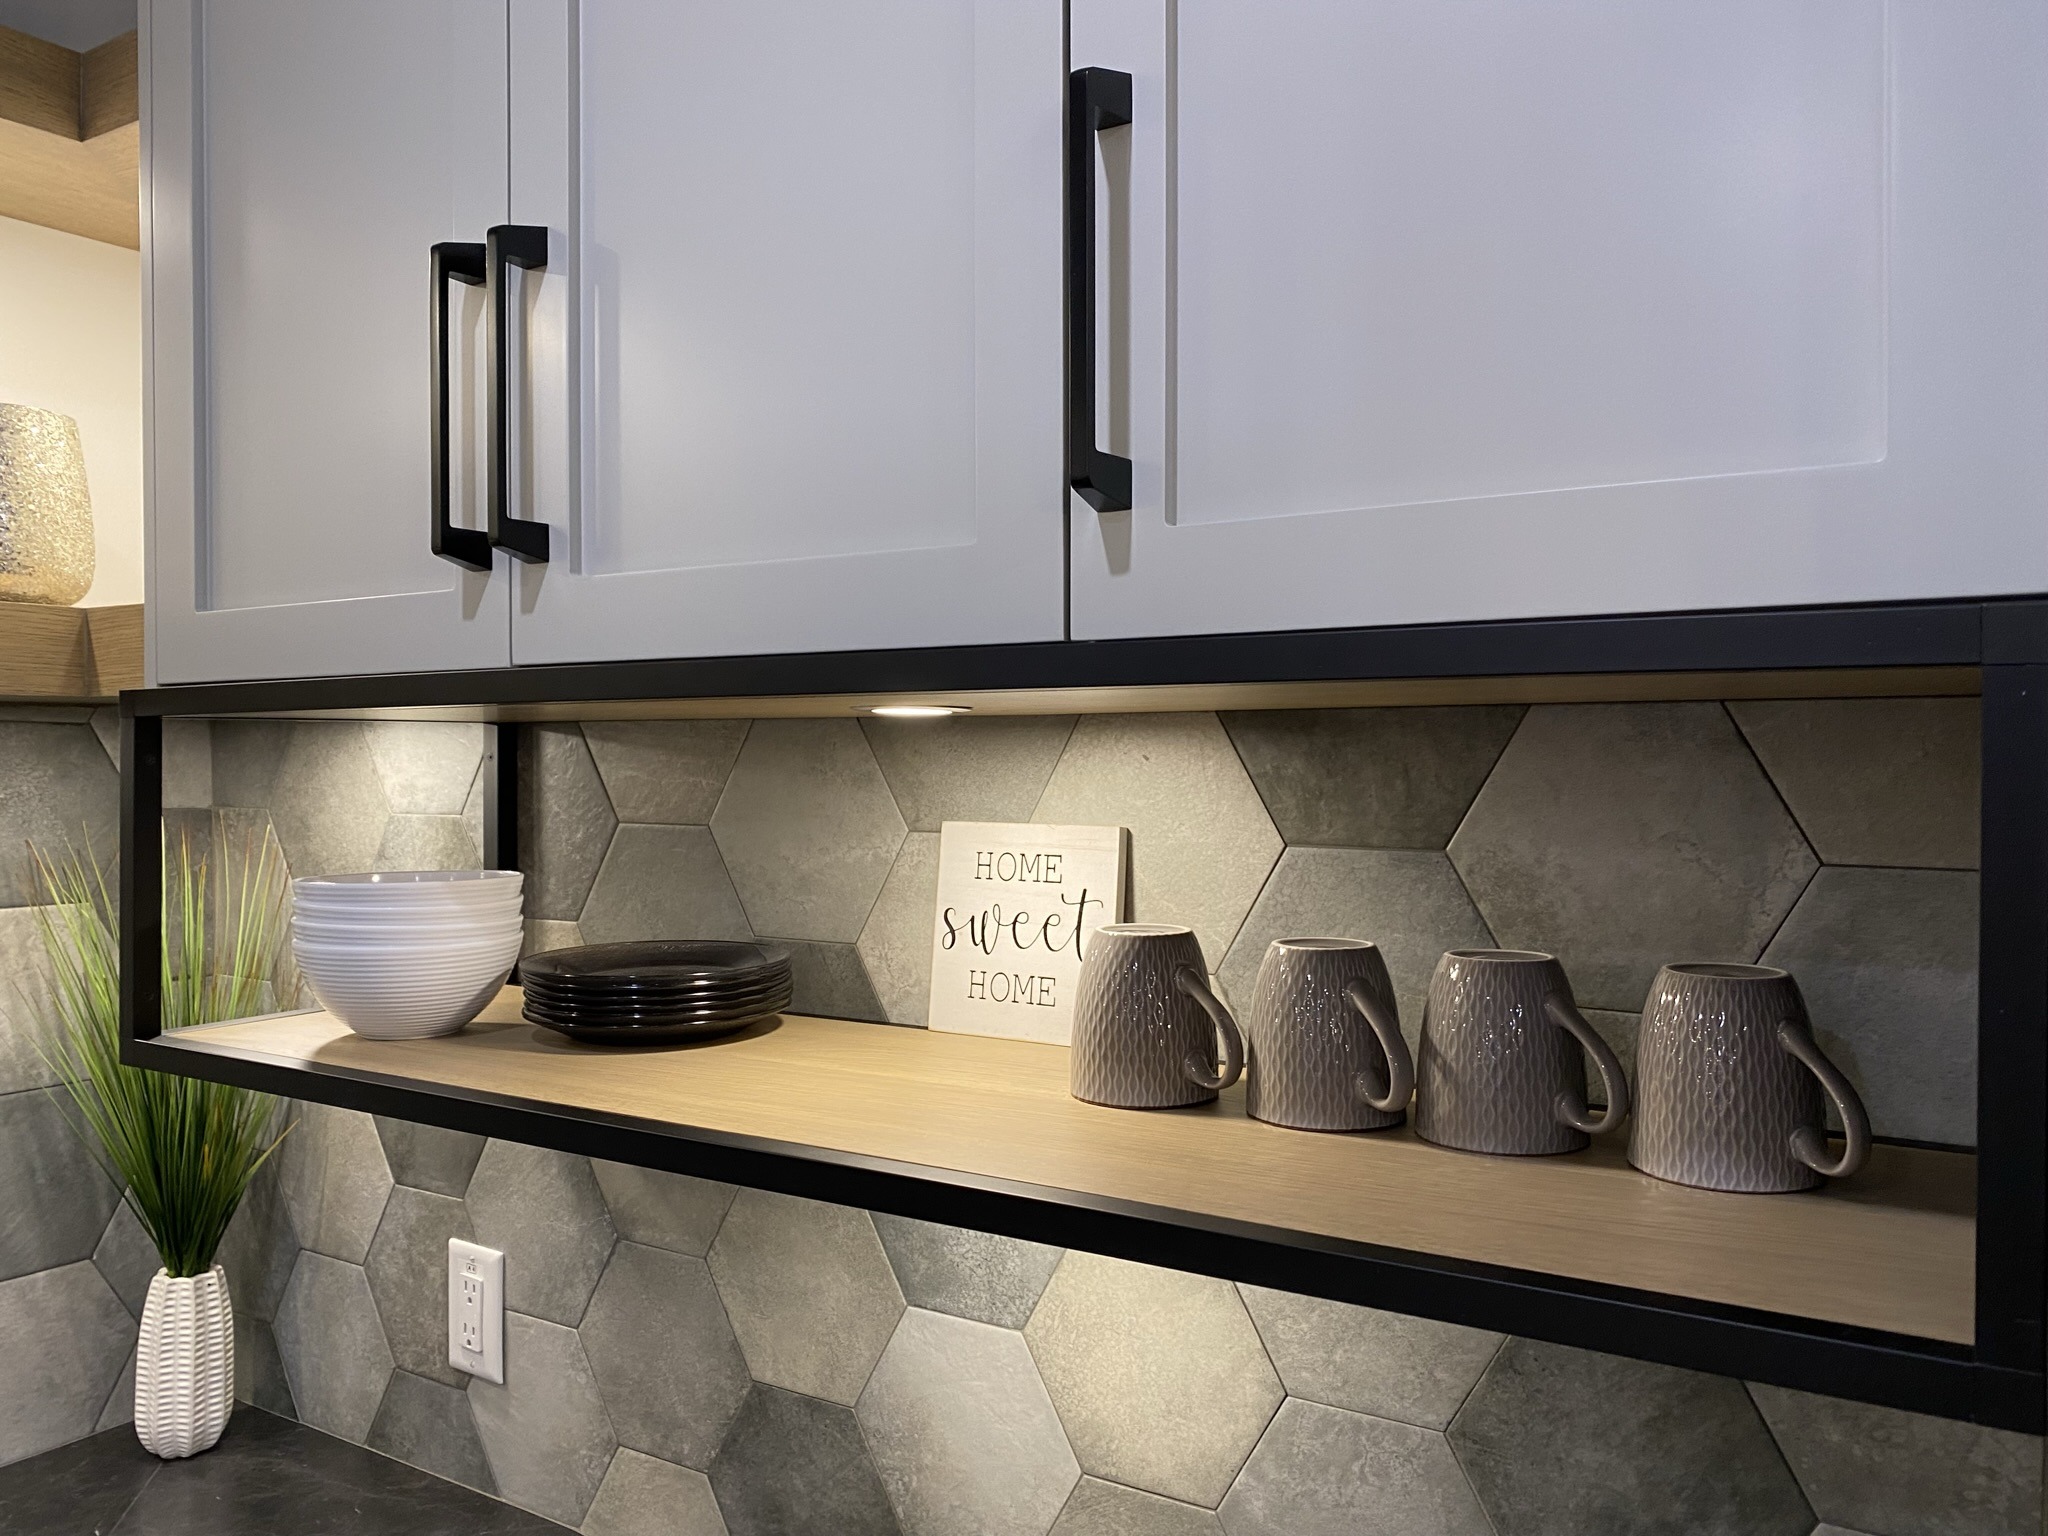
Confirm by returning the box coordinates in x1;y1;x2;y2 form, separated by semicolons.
146;0;513;684
506;0;1066;665
1070;1;2048;640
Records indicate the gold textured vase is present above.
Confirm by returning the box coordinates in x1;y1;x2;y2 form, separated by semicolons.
0;404;96;604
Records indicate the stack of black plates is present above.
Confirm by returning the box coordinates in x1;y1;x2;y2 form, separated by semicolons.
521;941;793;1044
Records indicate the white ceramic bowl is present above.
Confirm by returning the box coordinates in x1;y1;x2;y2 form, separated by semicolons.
294;870;524;894
290;915;524;943
293;917;521;1040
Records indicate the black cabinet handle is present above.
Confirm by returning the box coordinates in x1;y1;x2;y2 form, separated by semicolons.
486;224;552;563
430;241;491;571
1067;67;1133;514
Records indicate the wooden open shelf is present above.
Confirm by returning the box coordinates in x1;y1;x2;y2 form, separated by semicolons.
165;986;1974;1346
0;602;142;700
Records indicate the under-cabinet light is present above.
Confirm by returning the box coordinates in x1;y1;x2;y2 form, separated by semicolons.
867;704;969;718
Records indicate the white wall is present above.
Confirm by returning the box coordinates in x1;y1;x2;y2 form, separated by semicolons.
0;213;143;606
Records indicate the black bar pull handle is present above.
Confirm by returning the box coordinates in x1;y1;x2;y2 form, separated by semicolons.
486;223;552;563
430;241;492;571
1067;66;1133;514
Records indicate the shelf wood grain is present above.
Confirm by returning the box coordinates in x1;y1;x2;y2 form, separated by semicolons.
169;987;1975;1345
0;602;142;699
0;25;138;247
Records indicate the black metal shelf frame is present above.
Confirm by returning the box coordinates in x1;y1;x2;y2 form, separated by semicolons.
117;598;2048;1432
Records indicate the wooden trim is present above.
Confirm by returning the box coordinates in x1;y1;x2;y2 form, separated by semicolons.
0;602;142;700
80;32;138;140
0;23;78;138
171;990;1977;1345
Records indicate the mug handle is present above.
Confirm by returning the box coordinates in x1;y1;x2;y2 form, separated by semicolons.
1776;1020;1871;1179
1544;994;1630;1135
1175;966;1245;1092
1343;978;1414;1114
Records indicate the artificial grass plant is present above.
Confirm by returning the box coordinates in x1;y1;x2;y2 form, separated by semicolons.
32;819;296;1278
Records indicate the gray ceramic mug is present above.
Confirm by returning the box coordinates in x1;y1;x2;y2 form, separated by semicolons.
1414;949;1629;1155
1246;938;1414;1132
1071;925;1245;1109
1629;963;1871;1193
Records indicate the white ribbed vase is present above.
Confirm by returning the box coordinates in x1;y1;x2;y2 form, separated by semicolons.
135;1266;234;1459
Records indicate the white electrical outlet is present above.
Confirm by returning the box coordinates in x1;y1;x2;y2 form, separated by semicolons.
448;1238;504;1383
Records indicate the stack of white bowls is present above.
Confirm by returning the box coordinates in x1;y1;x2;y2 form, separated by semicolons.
291;870;525;1040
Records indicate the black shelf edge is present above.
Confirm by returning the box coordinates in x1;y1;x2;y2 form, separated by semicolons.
122;597;2023;719
128;1029;2042;1434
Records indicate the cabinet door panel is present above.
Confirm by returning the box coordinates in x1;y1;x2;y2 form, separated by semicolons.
147;0;511;683
1070;0;2048;638
509;0;1065;665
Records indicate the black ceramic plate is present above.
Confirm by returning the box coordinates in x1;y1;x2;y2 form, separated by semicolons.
521;986;793;1029
528;1011;771;1046
522;941;790;987
520;970;792;1006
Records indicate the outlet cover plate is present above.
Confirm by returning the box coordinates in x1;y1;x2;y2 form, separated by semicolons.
448;1237;504;1383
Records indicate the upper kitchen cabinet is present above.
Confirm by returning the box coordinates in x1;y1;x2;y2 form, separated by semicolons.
1069;1;2048;640
145;0;514;684
503;0;1067;665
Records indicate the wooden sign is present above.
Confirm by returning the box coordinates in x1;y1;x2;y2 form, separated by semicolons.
927;821;1129;1045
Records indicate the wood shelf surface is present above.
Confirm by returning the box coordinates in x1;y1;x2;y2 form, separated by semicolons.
170;987;1975;1345
0;602;139;700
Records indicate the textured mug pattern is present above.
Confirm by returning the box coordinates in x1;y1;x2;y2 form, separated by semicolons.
136;1265;235;1459
1071;925;1244;1108
1414;950;1628;1155
1246;938;1414;1131
1629;963;1872;1193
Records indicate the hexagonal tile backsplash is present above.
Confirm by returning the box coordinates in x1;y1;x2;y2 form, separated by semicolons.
0;701;2027;1534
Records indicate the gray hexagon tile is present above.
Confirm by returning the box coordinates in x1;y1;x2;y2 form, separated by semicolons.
712;720;907;943
94;1343;137;1432
374;1116;487;1198
0;722;119;906
92;1199;158;1317
1448;1338;1813;1536
580;825;753;947
522;725;618;923
364;1186;474;1387
1216;847;1494;1047
584;1449;730;1536
872;1214;1062;1328
781;940;887;1022
470;1311;617;1527
584;720;750;824
93;713;209;807
592;1160;735;1257
210;719;290;808
217;1161;297;1321
581;1241;751;1470
1221;706;1524;850
1449;703;1819;1013
1729;698;1980;869
525;918;582;958
1761;867;1978;1145
374;814;482;872
1034;713;1282;968
466;1140;616;1327
1750;1382;2041;1536
274;1250;396;1444
0;905;61;1096
364;722;486;816
234;1312;296;1418
0;1087;120;1282
1024;1251;1283;1507
858;1307;1079;1536
862;714;1077;832
858;833;941;1026
708;1384;901;1536
1218;1397;1491;1536
368;1369;496;1493
276;1102;393;1265
1052;1478;1224;1536
263;722;393;879
1236;1285;1501;1430
708;1189;904;1406
0;1261;134;1465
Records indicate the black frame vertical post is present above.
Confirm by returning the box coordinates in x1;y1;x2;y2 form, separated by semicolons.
1975;664;2048;1373
480;721;521;874
118;708;163;1057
